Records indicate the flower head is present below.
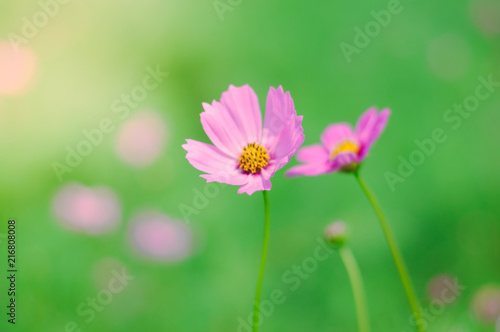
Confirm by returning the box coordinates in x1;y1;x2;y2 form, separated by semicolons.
286;107;390;176
324;220;348;247
183;85;304;195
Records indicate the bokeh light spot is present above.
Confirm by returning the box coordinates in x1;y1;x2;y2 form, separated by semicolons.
472;285;500;324
0;41;36;95
470;0;500;36
427;274;461;304
115;110;168;168
128;210;193;263
52;182;121;235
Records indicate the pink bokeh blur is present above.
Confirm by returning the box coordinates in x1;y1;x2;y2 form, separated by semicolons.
472;285;500;324
0;41;37;95
115;110;168;168
426;274;461;305
128;210;193;263
52;182;121;235
470;0;500;36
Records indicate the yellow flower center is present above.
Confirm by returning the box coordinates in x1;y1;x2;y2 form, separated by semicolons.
238;143;270;174
330;140;360;161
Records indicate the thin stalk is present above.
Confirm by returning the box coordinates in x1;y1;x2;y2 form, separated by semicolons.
354;171;426;332
252;191;270;332
338;246;371;332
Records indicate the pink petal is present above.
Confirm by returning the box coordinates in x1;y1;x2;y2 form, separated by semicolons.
237;173;272;195
331;151;358;170
285;163;333;177
285;144;332;177
220;85;262;144
368;108;390;143
271;116;305;157
183;139;232;173
200;172;248;186
295;144;329;163
356;108;391;159
354;107;377;141
263;86;297;138
320;123;356;151
182;139;248;186
262;86;305;175
200;101;247;157
266;117;305;171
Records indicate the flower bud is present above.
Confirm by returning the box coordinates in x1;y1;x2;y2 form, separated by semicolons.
324;221;348;247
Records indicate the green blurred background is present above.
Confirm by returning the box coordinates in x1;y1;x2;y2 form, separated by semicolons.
1;0;499;331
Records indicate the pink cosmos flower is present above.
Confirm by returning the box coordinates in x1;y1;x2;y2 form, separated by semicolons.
286;107;390;176
182;85;304;195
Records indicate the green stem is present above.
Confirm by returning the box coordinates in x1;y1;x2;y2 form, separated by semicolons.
252;191;270;332
338;246;371;332
354;171;426;332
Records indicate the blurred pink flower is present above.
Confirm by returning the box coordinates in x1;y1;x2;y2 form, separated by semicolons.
472;285;500;324
128;211;193;262
116;110;168;167
426;274;461;304
182;85;304;195
286;107;390;176
0;42;36;95
52;182;121;235
470;0;500;36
